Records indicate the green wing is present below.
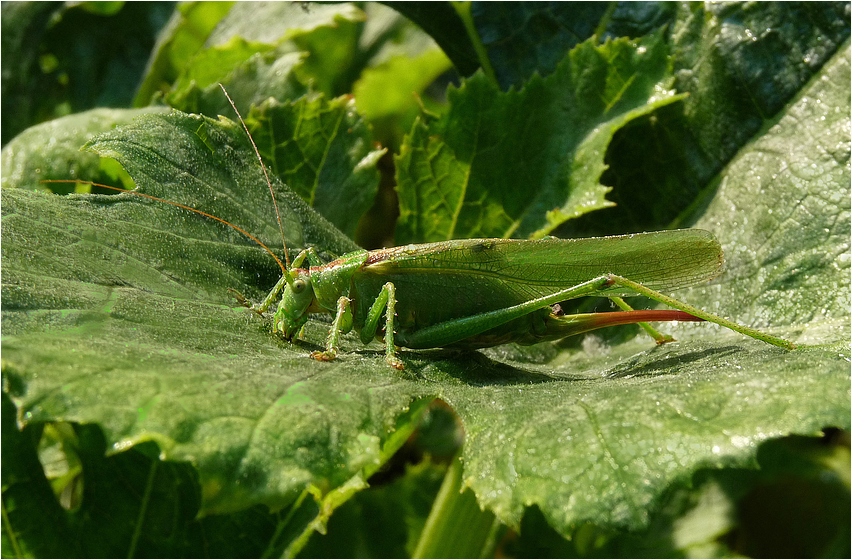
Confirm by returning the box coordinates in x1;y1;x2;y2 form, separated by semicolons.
363;229;722;294
353;230;723;333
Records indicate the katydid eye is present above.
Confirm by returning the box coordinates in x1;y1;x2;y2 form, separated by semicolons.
292;279;307;293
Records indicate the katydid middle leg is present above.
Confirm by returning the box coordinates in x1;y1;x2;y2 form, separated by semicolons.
309;281;403;369
357;282;404;370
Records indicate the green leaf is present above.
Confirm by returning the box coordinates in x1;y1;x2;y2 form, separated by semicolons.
352;5;455;148
161;2;365;117
451;41;850;533
1;107;167;193
91;111;358;257
1;1;63;144
1;394;78;558
245;96;385;240
2;397;323;558
579;2;852;235
290;2;425;99
205;2;365;48
0;2;174;144
469;2;677;90
354;48;451;121
2;6;849;555
133;1;237;107
395;32;683;243
674;41;851;330
300;460;446;558
164;39;309;118
382;2;481;77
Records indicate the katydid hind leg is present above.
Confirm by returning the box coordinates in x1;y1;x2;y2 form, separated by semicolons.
605;275;796;349
608;295;676;344
399;276;614;349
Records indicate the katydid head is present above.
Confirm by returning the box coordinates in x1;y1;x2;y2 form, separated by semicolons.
274;268;315;339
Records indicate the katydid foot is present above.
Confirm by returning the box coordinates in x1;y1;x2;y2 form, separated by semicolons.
385;354;404;370
229;288;265;316
310;348;404;369
310;350;337;362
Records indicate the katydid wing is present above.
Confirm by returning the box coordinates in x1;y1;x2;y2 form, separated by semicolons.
350;233;720;348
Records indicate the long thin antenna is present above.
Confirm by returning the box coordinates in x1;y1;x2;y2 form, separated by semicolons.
218;83;291;271
42;180;287;274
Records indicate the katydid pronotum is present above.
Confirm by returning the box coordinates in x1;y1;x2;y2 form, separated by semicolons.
52;88;795;371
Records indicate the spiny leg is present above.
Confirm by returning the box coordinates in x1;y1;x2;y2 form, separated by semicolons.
606;275;795;349
401;276;614;349
235;275;288;315
311;296;353;362
358;282;404;370
609;296;675;344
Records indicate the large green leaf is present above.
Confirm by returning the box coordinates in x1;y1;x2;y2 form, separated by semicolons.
3;42;849;559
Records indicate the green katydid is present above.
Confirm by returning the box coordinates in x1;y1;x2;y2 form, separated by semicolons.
229;231;795;370
51;89;796;371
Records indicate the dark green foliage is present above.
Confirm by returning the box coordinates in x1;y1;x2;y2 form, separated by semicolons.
2;2;849;557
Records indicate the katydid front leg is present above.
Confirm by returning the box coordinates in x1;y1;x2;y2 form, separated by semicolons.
311;295;354;362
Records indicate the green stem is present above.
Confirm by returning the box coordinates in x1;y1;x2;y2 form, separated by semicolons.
127;459;157;559
451;2;498;84
413;454;502;558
